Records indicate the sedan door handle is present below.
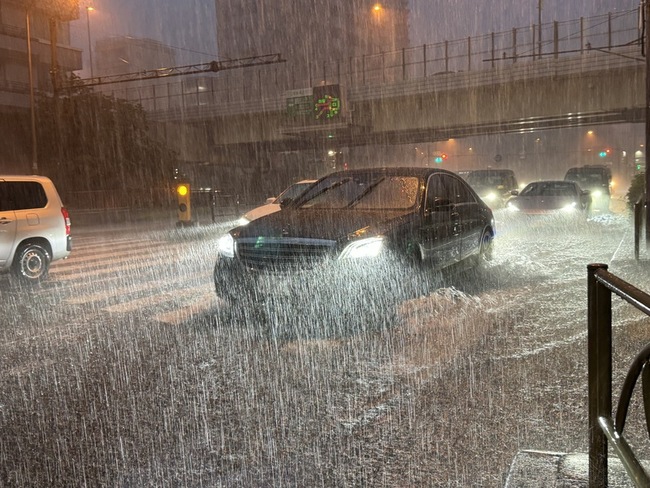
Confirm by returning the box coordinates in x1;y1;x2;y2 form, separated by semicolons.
0;218;12;225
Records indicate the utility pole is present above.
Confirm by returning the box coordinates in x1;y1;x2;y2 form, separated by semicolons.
49;17;59;97
645;0;650;245
538;0;542;57
25;8;38;174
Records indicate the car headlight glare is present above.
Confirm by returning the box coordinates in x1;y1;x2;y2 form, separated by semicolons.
340;237;384;259
218;233;235;258
591;190;603;198
561;202;577;212
483;192;497;201
507;201;519;212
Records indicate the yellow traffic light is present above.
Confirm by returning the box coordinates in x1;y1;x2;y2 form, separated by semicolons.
176;182;191;224
177;184;189;197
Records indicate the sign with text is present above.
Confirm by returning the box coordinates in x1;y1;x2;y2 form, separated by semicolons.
286;88;313;117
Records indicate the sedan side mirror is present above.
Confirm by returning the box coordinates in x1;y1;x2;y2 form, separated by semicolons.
266;197;276;204
510;190;519;196
279;197;293;208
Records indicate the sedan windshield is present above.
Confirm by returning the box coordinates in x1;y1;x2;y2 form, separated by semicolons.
298;174;420;210
274;182;313;203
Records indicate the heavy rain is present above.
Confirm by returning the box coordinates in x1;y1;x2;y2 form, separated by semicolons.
1;0;650;486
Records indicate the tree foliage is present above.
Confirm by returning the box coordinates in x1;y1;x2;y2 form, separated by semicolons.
626;172;646;210
35;85;176;198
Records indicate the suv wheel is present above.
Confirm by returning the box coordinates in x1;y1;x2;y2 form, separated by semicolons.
12;243;51;283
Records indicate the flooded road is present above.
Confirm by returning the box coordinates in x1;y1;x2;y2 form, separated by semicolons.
1;201;648;486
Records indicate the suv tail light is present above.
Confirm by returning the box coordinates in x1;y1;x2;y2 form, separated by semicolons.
61;207;71;235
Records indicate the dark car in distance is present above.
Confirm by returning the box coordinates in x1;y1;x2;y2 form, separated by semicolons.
214;167;496;310
563;165;611;212
465;169;519;208
506;180;591;216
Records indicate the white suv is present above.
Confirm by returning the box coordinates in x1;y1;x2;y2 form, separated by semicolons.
0;175;71;283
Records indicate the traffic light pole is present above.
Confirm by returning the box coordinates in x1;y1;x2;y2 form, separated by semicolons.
646;0;650;246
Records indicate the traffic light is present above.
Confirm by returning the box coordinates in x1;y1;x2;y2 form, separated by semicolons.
434;153;448;164
598;148;611;158
176;182;191;225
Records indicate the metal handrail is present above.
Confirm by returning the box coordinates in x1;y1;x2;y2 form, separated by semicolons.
588;264;650;487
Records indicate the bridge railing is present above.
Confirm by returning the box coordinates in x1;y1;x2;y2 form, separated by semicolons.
587;264;650;487
102;9;641;115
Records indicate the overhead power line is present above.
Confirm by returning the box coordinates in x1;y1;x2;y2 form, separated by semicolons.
65;53;285;88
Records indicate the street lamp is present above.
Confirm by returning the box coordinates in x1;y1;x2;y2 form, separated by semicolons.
86;6;94;77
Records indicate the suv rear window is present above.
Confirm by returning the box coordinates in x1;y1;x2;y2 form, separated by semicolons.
564;167;611;188
0;182;48;211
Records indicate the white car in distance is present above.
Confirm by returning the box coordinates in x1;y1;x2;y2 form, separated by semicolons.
238;179;316;226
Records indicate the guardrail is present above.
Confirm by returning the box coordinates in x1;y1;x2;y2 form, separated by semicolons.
587;264;650;487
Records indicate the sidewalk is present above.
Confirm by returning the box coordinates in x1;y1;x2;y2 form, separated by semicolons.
505;450;649;487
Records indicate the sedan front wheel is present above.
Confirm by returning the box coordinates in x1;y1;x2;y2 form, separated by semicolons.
478;230;494;263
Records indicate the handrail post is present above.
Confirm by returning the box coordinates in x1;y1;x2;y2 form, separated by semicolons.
588;263;612;487
635;196;643;261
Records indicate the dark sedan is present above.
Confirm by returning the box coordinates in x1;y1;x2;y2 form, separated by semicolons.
506;180;591;216
214;167;496;308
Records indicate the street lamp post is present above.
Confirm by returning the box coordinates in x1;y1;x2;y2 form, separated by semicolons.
86;6;94;78
25;9;38;174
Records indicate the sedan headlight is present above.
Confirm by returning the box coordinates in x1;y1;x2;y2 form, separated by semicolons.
561;202;577;212
483;192;497;202
506;201;519;212
218;233;235;258
591;190;603;198
339;237;384;259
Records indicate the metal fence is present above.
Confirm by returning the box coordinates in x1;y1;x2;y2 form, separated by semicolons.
587;264;650;487
102;9;641;114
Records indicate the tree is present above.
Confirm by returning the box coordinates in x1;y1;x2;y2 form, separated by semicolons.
626;172;646;210
35;81;177;207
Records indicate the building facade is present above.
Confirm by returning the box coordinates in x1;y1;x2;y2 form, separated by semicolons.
93;36;177;105
215;0;409;89
216;0;409;63
0;0;81;171
0;0;81;111
93;36;176;78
